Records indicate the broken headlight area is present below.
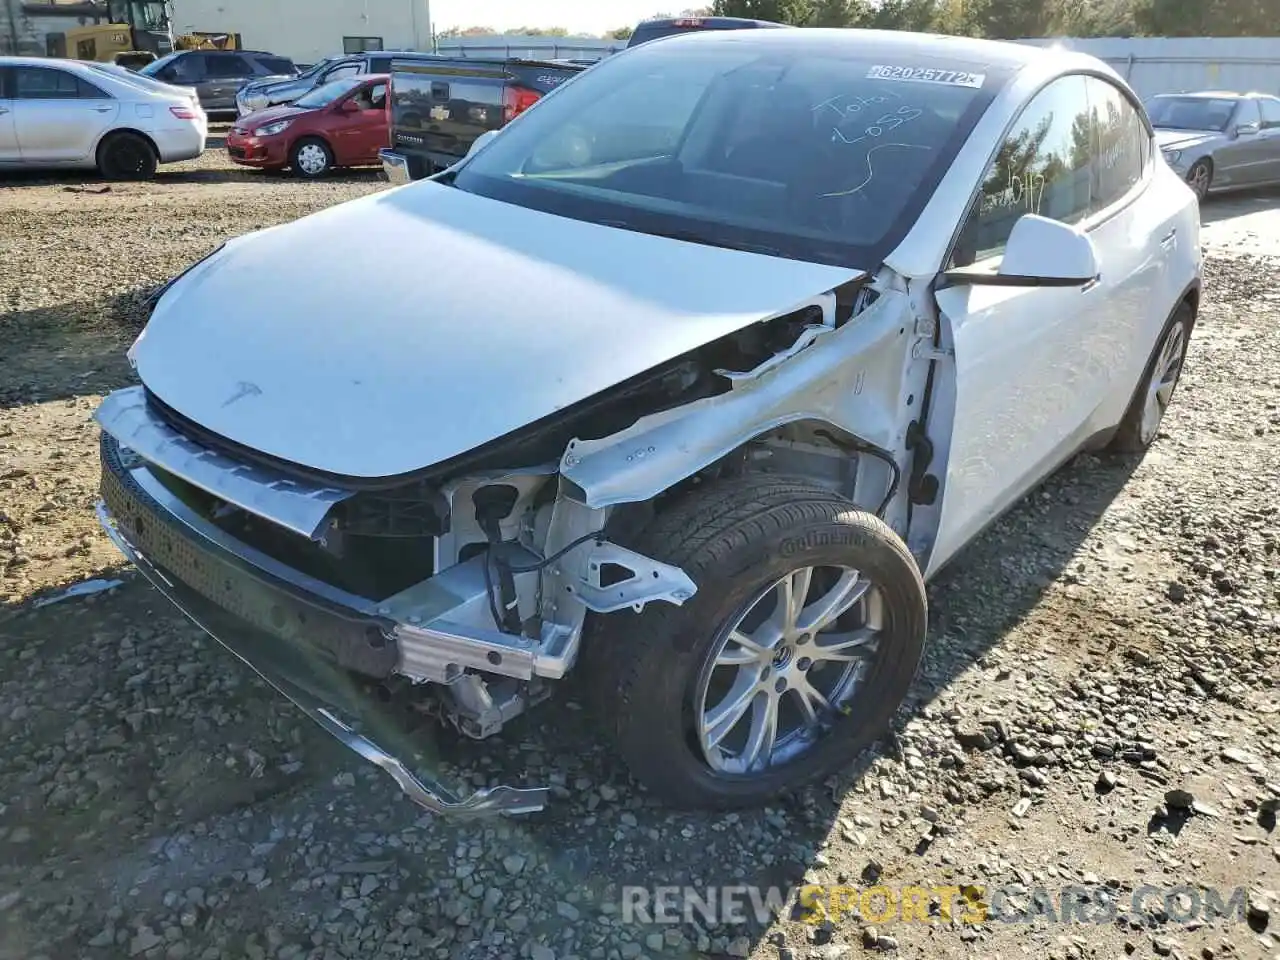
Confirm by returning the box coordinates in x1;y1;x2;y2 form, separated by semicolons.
94;286;889;816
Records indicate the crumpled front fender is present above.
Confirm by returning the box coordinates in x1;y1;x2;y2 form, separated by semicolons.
560;291;914;509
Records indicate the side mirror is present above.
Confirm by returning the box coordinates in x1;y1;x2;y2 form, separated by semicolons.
464;128;500;159
339;99;360;113
941;214;1099;289
1233;121;1260;138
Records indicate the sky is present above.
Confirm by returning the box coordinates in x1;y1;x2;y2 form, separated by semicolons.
429;0;673;36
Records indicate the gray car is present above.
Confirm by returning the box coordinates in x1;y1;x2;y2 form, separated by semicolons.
1149;90;1280;199
139;50;298;115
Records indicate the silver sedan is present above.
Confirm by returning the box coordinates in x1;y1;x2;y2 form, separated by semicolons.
0;56;208;179
1149;90;1280;199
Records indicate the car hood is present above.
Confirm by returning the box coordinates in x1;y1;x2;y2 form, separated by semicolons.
241;75;307;98
131;183;864;480
234;104;309;129
1154;128;1220;151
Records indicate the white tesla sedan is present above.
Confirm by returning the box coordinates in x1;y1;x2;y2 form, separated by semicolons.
93;29;1200;817
0;56;206;179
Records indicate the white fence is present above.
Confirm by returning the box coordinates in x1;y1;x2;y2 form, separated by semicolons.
433;34;622;61
1016;37;1280;99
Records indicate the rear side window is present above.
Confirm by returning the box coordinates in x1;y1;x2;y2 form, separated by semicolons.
256;57;296;75
952;75;1093;266
14;66;107;100
1086;77;1148;212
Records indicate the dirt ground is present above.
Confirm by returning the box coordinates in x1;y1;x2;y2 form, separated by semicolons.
0;137;1277;960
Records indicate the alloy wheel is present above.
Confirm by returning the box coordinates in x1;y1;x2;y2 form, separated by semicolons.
1139;319;1187;445
694;565;883;775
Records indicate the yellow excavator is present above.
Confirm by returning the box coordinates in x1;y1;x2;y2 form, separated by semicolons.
44;1;240;70
62;25;241;69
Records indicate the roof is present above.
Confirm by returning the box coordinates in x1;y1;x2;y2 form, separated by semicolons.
643;27;1054;71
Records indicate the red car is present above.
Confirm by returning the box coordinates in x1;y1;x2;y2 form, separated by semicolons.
227;74;390;178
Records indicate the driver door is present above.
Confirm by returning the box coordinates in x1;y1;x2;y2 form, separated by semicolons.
330;81;388;164
929;74;1107;571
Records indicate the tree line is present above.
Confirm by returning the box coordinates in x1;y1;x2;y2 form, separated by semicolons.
440;0;1272;42
709;0;1274;39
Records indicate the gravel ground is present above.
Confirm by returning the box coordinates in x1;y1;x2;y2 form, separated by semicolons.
0;139;1278;960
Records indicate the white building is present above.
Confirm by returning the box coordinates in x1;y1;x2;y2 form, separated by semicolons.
170;0;432;65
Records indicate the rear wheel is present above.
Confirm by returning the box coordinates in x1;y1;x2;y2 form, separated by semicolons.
1186;159;1212;200
584;475;928;809
291;138;333;178
97;132;157;181
1108;300;1194;453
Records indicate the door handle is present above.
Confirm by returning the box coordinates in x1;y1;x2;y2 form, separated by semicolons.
1081;275;1102;292
94;105;113;113
0;106;8;115
1160;228;1177;247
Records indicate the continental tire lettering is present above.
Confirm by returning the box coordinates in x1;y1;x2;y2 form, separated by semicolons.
779;530;868;558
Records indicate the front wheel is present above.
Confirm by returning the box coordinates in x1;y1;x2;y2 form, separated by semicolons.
1186;159;1212;200
584;475;928;810
291;138;333;178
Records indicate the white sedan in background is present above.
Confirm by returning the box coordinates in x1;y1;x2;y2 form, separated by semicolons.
94;29;1202;817
0;56;207;179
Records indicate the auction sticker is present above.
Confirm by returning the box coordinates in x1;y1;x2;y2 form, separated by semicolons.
866;65;986;87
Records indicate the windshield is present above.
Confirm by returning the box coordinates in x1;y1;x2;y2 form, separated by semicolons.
454;36;1003;267
138;51;180;76
298;57;339;81
108;0;170;30
88;62;178;90
294;76;363;109
1146;96;1237;131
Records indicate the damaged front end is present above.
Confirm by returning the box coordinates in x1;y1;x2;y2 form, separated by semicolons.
94;379;700;816
94;266;916;817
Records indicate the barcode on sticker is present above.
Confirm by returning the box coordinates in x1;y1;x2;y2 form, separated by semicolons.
866;65;986;88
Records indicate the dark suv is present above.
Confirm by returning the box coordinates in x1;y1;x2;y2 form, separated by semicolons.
626;16;790;47
139;50;298;114
236;50;441;117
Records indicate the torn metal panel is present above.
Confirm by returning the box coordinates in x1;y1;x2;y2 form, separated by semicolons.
561;291;916;509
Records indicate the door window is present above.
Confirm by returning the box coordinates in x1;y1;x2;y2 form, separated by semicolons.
14;67;106;100
155;53;202;82
1086;77;1149;212
1259;97;1280;129
202;54;253;79
951;75;1093;266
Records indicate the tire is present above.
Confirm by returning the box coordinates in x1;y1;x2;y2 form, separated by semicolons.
1186;159;1212;200
291;138;333;178
97;132;157;181
583;475;928;810
1108;300;1195;454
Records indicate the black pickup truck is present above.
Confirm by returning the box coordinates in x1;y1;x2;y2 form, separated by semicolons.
380;57;586;183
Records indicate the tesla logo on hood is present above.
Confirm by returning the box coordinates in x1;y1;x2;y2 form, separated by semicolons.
221;381;263;408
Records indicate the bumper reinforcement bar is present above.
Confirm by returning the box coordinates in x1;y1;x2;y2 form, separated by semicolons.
96;501;550;818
